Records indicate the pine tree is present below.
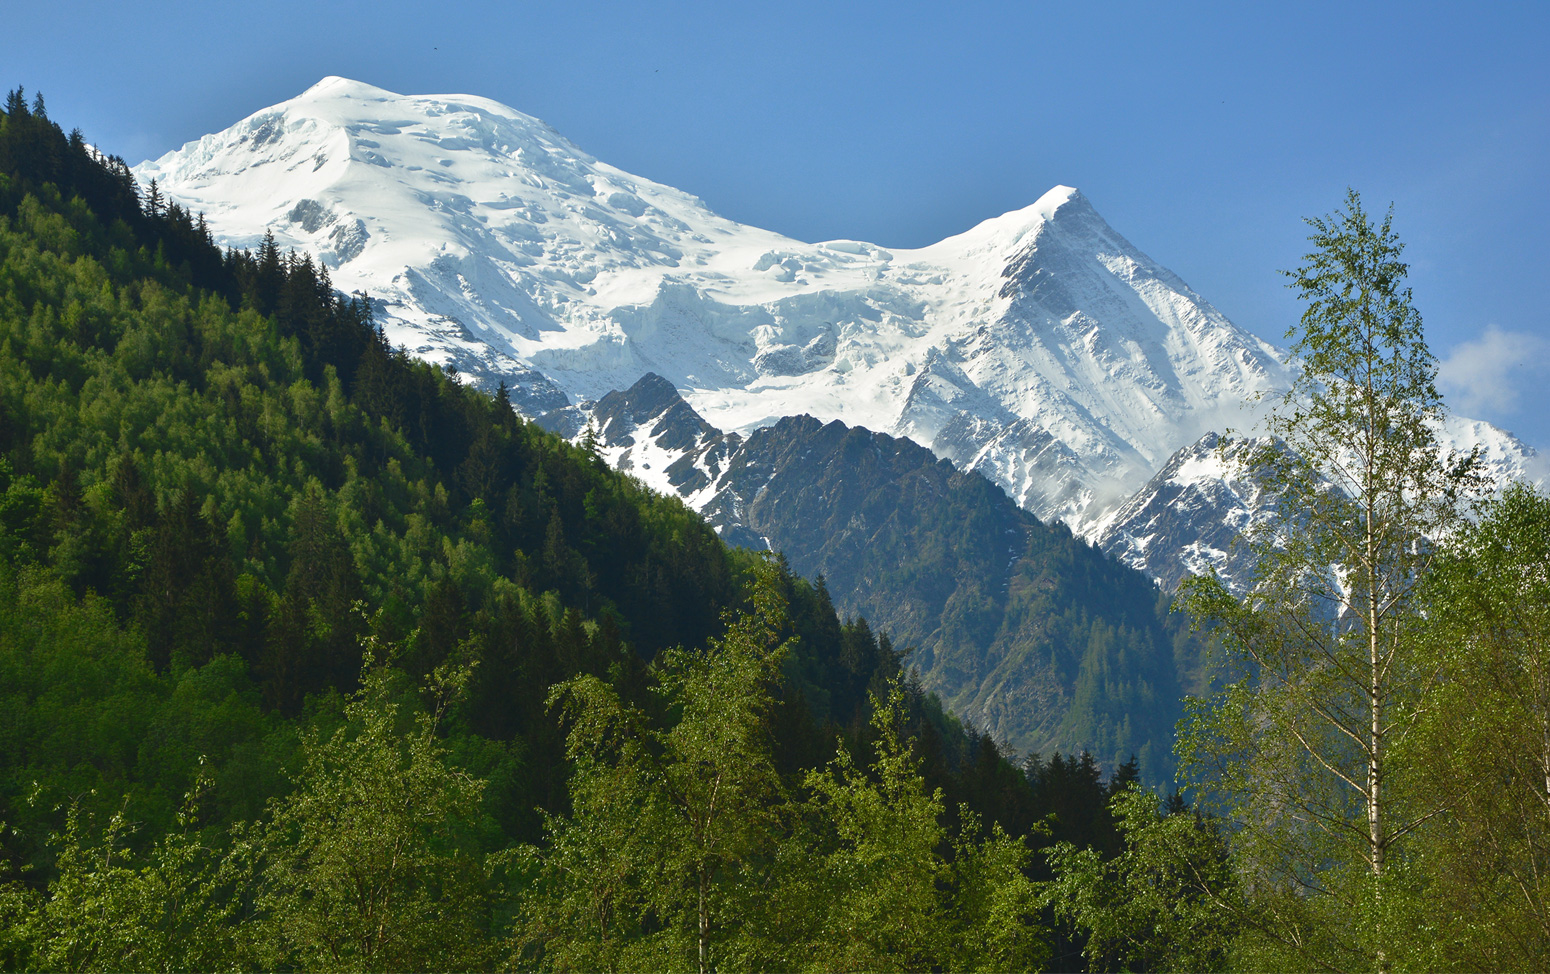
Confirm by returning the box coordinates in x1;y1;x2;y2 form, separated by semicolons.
579;420;603;467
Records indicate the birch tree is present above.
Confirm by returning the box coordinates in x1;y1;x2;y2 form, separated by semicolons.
249;642;495;972
1178;189;1481;971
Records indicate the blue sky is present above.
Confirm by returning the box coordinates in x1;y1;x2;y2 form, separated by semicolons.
9;0;1549;448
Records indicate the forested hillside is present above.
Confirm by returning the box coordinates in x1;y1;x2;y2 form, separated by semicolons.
706;412;1202;780
0;90;1174;971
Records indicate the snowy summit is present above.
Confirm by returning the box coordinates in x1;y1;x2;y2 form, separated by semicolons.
135;77;1533;552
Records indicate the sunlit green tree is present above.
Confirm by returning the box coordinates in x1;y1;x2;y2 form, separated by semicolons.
517;555;792;974
249;647;496;972
1401;484;1550;970
1178;189;1482;970
1045;785;1238;972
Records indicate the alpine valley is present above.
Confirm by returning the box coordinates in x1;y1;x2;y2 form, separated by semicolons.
135;77;1538;764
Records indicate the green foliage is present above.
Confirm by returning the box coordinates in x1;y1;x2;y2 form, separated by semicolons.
518;556;793;972
798;683;1050;973
0;558;282;871
944;810;1048;973
1045;786;1237;973
0;649;503;973
521;575;1052;973
248;650;497;971
0;771;247;973
1395;484;1550;970
799;681;954;971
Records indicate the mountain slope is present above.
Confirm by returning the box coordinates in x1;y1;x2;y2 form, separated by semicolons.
574;374;1200;777
1096;417;1542;592
135;77;1292;536
0;95;1010;853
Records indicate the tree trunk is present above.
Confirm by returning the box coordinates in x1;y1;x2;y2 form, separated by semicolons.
1365;376;1387;974
699;867;709;974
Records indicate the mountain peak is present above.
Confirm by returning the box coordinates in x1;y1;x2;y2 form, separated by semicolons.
276;77;560;147
920;184;1093;262
981;184;1087;228
300;76;395;99
136;82;1302;536
1031;183;1086;216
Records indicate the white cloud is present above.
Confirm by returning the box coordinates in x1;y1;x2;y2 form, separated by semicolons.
1523;449;1550;488
1438;325;1550;417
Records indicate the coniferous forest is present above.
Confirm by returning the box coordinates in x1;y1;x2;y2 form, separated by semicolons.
2;91;1548;972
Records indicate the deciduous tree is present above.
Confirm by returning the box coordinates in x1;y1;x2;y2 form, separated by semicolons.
518;555;792;974
1403;484;1550;970
1179;189;1481;970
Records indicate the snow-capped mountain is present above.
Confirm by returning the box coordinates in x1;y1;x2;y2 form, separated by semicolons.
135;77;1296;538
1095;415;1540;591
1094;432;1290;593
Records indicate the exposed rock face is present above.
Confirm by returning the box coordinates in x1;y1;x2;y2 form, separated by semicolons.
1096;432;1286;593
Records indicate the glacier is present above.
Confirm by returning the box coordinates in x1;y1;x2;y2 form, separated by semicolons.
135;76;1538;573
